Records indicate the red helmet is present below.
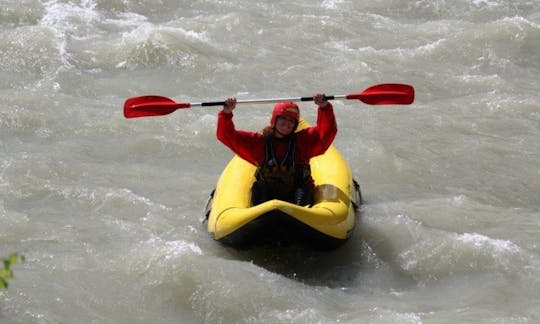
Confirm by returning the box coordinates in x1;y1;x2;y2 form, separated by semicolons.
270;102;300;127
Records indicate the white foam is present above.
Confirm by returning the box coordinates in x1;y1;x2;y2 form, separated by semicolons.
321;0;344;9
134;237;203;264
456;232;520;255
471;0;503;8
39;0;101;66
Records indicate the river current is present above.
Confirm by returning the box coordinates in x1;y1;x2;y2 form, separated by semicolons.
1;0;540;323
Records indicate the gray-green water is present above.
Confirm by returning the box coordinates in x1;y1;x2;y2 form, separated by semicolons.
1;0;540;323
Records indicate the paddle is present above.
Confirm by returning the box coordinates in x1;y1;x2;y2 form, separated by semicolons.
124;83;414;118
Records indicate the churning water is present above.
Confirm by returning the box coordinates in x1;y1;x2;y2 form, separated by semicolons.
1;0;540;323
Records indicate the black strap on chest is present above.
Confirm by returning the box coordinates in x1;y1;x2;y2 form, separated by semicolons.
255;134;296;185
264;134;295;169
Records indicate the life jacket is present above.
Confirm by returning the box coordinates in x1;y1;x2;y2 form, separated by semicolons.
255;133;311;199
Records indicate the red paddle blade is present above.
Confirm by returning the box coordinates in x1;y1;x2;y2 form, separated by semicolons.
347;83;415;105
124;96;191;118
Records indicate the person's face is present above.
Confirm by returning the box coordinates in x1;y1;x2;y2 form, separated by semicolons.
274;116;296;137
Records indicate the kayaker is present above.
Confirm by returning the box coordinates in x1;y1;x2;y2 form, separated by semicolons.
216;93;337;206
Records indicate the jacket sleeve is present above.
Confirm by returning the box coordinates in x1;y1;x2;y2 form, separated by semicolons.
302;102;337;158
216;111;265;166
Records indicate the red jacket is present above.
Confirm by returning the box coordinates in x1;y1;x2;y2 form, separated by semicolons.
216;104;337;166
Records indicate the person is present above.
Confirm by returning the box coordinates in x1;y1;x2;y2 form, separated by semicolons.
216;94;337;206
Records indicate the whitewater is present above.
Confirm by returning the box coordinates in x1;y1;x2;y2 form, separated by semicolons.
1;0;540;323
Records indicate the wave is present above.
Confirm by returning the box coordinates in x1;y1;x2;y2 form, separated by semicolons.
360;196;534;282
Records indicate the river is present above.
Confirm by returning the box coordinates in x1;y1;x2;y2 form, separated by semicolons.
1;0;540;323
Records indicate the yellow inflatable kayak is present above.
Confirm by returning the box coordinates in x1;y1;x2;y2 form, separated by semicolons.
204;119;362;250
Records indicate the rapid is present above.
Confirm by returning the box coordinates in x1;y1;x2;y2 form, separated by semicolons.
1;0;540;323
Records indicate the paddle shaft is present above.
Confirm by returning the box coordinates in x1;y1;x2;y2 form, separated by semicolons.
187;95;345;107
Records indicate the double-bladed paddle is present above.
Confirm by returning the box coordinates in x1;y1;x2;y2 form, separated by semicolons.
123;83;414;118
